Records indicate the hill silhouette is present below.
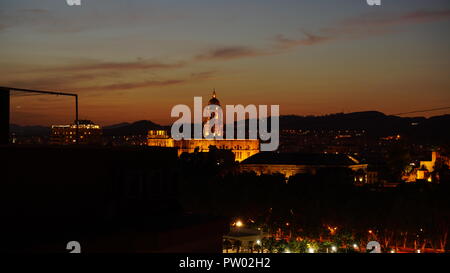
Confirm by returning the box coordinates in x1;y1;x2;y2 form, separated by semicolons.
103;120;165;136
9;111;450;144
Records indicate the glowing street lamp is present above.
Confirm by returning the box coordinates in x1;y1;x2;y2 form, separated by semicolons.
235;220;243;228
331;246;337;252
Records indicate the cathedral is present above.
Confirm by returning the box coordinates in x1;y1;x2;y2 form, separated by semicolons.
147;91;260;162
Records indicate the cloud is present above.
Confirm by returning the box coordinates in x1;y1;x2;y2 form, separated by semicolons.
76;70;216;92
3;70;215;93
195;46;268;61
4;74;99;91
1;58;198;93
47;59;186;73
274;31;331;49
89;79;187;91
190;70;217;80
82;69;216;92
5;8;449;94
275;9;450;51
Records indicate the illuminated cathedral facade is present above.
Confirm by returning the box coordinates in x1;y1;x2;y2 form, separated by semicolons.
147;91;260;162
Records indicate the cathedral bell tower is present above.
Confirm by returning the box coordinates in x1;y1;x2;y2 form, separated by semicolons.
203;89;223;138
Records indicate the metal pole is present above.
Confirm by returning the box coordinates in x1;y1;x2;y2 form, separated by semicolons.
75;95;79;144
0;88;10;145
0;86;77;97
0;86;79;144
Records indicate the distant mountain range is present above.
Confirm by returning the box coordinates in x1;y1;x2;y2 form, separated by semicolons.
10;124;50;136
278;111;450;143
10;111;450;143
103;120;166;136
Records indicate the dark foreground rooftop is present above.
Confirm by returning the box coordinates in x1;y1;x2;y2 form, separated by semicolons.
0;145;227;253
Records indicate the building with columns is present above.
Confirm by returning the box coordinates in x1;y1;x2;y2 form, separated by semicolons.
147;91;260;162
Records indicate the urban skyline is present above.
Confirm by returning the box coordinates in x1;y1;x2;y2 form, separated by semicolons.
1;1;450;257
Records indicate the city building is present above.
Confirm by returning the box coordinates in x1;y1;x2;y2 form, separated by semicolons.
223;226;268;253
403;151;450;183
50;120;102;145
147;91;260;162
240;152;368;181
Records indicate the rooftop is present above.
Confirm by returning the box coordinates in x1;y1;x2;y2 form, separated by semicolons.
241;152;361;165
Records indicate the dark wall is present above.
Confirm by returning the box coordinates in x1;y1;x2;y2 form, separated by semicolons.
0;89;9;145
0;145;226;253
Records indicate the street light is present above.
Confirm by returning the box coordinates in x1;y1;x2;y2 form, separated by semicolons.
235;220;243;228
331;246;337;252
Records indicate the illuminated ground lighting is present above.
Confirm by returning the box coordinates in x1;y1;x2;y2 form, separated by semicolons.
390;250;395;253
416;250;421;253
284;249;291;253
353;244;358;249
331;246;337;252
308;248;315;253
256;240;261;245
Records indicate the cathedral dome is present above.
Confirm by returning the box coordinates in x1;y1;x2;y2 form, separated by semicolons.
208;90;220;105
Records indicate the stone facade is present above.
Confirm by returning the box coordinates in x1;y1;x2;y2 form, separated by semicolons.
148;130;259;162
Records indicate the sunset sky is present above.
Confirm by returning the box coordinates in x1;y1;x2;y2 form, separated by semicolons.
1;0;450;126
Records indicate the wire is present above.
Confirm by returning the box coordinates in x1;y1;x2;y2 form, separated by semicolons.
390;106;450;116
